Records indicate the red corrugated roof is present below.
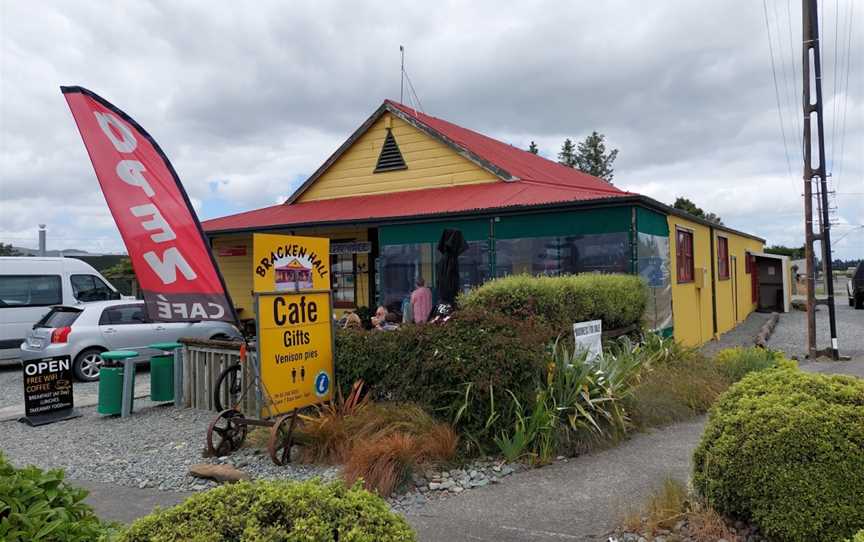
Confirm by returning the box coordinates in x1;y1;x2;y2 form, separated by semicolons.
385;100;623;193
203;181;629;232
203;101;632;233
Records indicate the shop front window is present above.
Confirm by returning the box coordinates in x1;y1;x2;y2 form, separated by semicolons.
379;243;434;313
495;232;629;278
451;240;491;294
330;253;356;307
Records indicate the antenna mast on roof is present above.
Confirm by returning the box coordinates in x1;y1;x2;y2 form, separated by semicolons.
400;45;405;104
397;45;424;113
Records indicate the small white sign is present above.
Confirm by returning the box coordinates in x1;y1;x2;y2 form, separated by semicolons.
573;319;603;362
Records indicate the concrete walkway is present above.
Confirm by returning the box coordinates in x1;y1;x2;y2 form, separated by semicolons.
406;418;706;541
74;479;191;524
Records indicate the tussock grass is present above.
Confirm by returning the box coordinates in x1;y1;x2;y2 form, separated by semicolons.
296;402;457;496
622;478;738;541
626;347;728;430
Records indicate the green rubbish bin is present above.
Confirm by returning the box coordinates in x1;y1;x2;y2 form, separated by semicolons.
148;342;182;403
98;351;137;415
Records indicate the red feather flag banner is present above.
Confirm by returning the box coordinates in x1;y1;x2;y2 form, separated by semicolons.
61;86;236;324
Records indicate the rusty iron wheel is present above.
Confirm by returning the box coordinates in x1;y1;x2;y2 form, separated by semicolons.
268;413;297;466
206;409;247;457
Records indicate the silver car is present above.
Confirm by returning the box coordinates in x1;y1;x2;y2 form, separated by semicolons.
19;300;241;381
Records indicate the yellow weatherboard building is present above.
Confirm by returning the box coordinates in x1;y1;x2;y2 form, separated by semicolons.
204;100;788;347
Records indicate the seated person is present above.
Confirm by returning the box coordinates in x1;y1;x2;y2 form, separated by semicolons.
371;306;399;331
343;312;362;330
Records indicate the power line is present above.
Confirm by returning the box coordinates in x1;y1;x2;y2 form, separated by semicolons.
828;0;841;174
785;0;804;156
835;0;855;192
763;0;796;183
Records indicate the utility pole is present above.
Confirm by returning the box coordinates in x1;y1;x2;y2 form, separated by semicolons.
802;0;839;359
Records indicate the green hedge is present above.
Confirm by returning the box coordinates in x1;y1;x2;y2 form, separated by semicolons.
336;308;548;450
458;273;647;335
118;480;414;542
693;369;864;542
0;452;108;542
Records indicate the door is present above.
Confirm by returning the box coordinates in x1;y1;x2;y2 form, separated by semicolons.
98;304;157;358
155;321;199;343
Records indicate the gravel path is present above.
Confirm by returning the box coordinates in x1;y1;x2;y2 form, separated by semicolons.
0;401;337;492
768;297;863;359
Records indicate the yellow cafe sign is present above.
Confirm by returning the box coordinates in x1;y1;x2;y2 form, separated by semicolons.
256;291;334;415
252;234;334;416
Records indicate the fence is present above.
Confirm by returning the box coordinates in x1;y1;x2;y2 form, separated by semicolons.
178;338;260;416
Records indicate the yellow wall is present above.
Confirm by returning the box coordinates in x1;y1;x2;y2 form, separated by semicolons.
297;113;497;202
668;215;765;346
669;216;713;346
211;227;372;319
713;232;764;336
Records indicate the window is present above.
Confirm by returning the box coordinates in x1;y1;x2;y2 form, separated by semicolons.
676;228;694;283
745;252;752;273
99;305;146;325
0;275;62;307
717;236;729;280
494;232;630;278
330;253;356;307
379;243;435;313
36;307;82;328
71;274;117;302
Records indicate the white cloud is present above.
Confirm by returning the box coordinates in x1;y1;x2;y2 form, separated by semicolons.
0;0;861;258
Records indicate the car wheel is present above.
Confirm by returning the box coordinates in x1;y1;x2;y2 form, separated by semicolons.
73;348;105;382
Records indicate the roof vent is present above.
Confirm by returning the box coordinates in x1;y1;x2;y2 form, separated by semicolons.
374;129;407;173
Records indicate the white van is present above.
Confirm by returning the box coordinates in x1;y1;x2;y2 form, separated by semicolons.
0;257;122;363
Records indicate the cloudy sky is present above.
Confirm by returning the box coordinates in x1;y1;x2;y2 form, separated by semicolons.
1;1;861;258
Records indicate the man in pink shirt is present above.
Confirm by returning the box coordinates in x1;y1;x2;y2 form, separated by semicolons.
410;277;433;323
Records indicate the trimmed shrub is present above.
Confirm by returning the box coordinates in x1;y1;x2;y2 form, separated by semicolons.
458;273;647;335
336;308;548;451
693;369;864;542
714;346;795;382
118;479;414;542
0;452;108;542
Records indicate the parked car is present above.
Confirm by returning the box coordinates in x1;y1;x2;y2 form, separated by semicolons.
0;257;123;363
848;262;864;309
19;300;241;381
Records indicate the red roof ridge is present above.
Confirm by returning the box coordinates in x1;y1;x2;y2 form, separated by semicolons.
383;100;624;194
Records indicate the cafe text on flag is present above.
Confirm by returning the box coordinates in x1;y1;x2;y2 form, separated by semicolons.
61;86;235;323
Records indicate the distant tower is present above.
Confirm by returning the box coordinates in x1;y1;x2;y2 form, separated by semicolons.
38;225;47;256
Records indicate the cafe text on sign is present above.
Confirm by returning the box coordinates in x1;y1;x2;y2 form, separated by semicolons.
257;291;334;416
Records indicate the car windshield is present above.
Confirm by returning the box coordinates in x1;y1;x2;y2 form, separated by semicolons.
35;307;82;328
